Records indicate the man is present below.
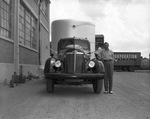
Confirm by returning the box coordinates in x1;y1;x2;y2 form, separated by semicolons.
101;42;114;94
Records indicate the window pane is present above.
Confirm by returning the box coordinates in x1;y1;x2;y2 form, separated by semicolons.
0;1;3;8
25;28;30;35
1;28;4;35
19;3;37;49
20;9;24;17
6;4;9;12
6;12;9;21
0;0;10;38
1;18;4;27
3;2;6;10
19;37;22;43
26;22;30;29
4;20;6;28
0;28;3;35
6;30;8;37
25;40;30;47
1;9;4;18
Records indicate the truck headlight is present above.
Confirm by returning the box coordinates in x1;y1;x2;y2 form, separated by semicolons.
55;60;61;68
50;58;56;66
88;61;95;68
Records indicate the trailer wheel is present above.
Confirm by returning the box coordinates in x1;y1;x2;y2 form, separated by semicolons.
93;79;103;94
46;79;54;93
129;66;135;72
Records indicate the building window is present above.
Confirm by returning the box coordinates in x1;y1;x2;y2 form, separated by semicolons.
0;0;10;38
41;0;49;17
34;0;38;4
19;3;37;50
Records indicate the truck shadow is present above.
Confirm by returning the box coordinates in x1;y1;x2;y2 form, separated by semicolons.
39;85;102;98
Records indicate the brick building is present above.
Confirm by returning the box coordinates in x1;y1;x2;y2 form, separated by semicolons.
0;0;50;83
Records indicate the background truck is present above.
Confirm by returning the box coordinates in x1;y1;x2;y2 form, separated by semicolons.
114;52;141;72
44;19;104;93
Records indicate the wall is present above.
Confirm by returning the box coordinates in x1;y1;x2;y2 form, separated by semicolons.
0;38;14;83
19;46;38;65
0;63;14;83
19;64;39;76
0;38;14;63
40;25;50;66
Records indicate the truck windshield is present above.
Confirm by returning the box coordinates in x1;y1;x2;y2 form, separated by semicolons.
58;38;90;52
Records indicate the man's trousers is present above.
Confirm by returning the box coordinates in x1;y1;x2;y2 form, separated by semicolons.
103;60;114;91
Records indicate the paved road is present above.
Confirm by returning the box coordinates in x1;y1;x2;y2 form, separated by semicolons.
0;71;150;119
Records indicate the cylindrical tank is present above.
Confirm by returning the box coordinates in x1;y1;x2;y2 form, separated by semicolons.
51;19;95;55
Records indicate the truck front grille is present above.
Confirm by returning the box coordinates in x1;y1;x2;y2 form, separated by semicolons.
66;51;84;74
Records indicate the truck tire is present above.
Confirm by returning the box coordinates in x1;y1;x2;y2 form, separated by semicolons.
93;79;103;94
129;66;135;72
46;79;54;93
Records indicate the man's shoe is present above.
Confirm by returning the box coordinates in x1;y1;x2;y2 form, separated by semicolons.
104;91;108;94
109;91;113;94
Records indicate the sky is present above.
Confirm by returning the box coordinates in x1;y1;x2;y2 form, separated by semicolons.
50;0;150;58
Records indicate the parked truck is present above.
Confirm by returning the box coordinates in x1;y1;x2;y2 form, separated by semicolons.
44;19;104;93
114;52;141;72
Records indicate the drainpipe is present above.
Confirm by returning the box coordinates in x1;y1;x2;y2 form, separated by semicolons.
37;0;41;66
14;0;19;75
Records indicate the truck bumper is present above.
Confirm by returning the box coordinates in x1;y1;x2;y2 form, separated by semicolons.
45;73;104;80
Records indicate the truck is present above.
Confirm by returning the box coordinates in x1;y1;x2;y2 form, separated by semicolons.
44;19;104;93
114;52;141;72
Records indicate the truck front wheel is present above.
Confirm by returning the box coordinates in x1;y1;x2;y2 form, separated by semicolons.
46;79;54;93
93;79;103;94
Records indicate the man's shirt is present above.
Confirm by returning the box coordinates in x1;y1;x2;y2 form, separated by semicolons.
101;49;114;61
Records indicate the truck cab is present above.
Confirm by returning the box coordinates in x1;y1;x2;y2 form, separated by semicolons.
44;37;104;93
